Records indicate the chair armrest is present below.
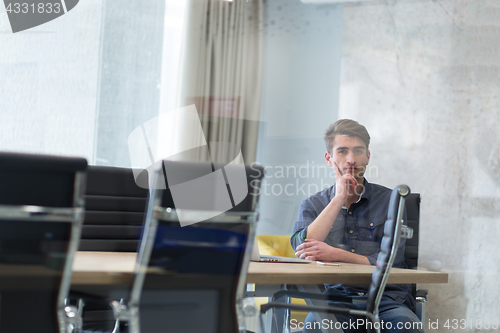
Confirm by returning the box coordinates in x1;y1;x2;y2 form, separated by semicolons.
415;289;428;303
272;290;353;303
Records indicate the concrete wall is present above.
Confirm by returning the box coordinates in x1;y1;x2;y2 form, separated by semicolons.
339;0;500;330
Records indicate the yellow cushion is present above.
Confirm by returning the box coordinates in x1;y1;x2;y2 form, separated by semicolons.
256;234;296;258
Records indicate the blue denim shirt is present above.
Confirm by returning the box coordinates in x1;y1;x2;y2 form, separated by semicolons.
290;179;413;305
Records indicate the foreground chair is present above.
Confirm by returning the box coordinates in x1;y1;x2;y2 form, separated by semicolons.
105;160;264;333
259;185;413;333
0;152;87;333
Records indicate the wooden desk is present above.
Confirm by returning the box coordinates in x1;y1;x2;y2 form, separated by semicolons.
246;261;447;285
71;251;448;286
71;251;135;285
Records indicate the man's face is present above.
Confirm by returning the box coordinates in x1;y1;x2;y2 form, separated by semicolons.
325;135;370;182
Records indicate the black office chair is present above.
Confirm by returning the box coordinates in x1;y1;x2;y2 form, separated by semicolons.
95;160;264;333
128;210;257;333
66;166;150;332
0;152;87;333
403;193;428;323
260;185;413;333
80;166;149;252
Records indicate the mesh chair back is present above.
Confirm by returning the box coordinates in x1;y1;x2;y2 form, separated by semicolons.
0;152;87;333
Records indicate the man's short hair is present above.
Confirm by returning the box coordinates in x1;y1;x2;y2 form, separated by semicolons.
324;119;371;153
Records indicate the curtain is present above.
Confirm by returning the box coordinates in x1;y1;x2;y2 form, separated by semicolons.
178;0;263;164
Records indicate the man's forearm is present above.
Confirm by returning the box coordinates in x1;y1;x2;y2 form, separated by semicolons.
295;239;371;264
306;196;344;241
334;249;371;265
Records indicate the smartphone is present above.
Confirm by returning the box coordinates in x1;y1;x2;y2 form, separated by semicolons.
316;261;341;266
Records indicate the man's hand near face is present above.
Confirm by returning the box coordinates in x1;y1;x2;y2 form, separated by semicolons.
304;162;358;243
295;239;370;265
332;161;358;200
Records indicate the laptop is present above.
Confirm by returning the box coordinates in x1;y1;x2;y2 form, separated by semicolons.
250;240;313;263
